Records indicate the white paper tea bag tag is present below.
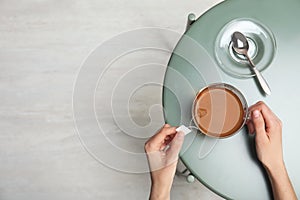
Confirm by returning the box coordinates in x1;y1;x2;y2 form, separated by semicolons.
176;125;192;136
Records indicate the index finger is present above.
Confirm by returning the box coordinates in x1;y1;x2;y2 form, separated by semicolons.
151;126;177;144
249;101;278;127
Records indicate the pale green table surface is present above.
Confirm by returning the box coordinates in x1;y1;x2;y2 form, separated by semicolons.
163;0;300;199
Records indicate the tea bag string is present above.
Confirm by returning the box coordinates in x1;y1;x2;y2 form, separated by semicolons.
188;125;198;130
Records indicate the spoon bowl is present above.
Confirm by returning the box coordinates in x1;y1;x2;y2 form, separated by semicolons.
232;32;249;56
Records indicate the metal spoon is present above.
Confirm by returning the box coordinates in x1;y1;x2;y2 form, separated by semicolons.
232;31;271;95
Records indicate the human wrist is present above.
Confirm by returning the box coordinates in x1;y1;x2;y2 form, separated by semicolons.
151;173;173;193
263;161;286;178
149;161;177;199
150;181;171;200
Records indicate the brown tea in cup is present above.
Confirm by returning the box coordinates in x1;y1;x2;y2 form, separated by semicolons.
192;83;248;138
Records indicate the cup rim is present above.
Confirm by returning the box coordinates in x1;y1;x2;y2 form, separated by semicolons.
191;83;248;138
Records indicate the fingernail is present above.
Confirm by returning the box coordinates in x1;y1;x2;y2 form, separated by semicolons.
253;110;260;118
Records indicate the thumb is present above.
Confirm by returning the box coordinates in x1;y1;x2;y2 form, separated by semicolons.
168;131;184;158
252;110;267;140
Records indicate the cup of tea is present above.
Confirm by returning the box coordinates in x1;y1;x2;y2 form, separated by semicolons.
192;83;248;138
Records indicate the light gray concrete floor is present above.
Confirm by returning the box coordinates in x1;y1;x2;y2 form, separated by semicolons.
0;0;225;199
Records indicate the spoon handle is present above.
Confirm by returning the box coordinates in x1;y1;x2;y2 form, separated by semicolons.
246;54;272;95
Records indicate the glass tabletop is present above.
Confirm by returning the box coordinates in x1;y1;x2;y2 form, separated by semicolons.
163;0;300;199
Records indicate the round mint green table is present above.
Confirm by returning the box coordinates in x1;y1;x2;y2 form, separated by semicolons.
163;0;300;199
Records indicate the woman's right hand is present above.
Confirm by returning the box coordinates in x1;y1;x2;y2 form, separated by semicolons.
247;101;283;170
